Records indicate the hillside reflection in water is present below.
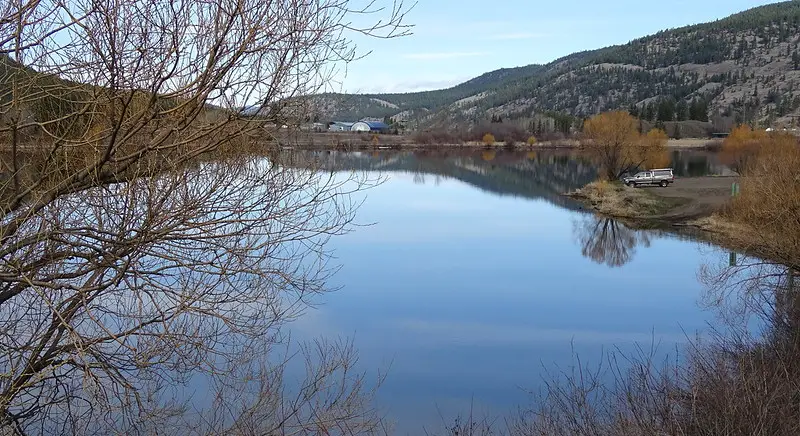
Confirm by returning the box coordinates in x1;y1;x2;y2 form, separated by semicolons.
284;148;733;432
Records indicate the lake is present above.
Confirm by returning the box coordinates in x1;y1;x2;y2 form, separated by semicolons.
285;149;737;433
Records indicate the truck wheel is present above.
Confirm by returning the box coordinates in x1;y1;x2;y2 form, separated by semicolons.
660;180;668;187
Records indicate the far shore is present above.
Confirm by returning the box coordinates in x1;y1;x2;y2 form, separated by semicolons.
269;132;720;150
0;133;721;152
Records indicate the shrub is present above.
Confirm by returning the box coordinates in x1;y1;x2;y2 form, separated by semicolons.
482;133;496;147
726;133;800;267
721;125;767;174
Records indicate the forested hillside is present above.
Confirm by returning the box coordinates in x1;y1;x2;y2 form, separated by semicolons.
313;1;800;135
309;64;545;122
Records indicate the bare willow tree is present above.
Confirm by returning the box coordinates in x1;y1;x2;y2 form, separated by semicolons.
581;111;668;181
0;0;409;433
0;0;410;204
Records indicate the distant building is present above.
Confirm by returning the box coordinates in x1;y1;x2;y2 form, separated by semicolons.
766;127;800;135
351;121;390;133
328;121;354;132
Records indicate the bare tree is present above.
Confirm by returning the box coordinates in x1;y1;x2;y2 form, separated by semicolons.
0;0;409;433
0;151;391;433
0;0;410;213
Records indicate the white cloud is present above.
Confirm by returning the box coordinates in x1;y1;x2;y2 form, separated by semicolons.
488;32;549;41
345;77;471;94
401;51;489;61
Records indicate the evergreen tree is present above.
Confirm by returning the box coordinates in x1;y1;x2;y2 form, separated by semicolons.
689;99;709;122
657;98;676;122
676;99;689;121
698;100;709;122
643;103;655;121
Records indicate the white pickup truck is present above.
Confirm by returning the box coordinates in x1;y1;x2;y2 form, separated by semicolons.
622;168;675;187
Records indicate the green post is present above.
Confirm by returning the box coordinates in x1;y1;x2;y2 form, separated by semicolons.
731;182;739;197
729;252;737;267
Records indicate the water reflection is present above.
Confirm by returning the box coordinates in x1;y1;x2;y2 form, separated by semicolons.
677;254;800;435
508;250;800;436
293;148;731;213
0;145;742;433
572;216;652;267
700;254;800;341
0;153;380;434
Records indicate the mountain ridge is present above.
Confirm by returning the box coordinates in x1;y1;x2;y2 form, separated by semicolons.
311;1;800;134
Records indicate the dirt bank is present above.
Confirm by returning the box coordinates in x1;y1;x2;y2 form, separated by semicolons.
568;176;738;223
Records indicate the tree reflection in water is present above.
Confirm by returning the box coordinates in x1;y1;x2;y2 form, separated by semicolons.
700;254;800;347
0;155;384;434
511;249;800;436
573;215;652;267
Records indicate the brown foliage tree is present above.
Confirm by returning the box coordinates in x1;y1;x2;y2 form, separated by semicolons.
726;132;800;268
581;111;669;180
721;125;768;174
482;133;496;147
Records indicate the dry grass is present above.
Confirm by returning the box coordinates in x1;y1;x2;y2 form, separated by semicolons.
722;135;800;268
569;181;685;218
512;327;800;436
463;257;800;436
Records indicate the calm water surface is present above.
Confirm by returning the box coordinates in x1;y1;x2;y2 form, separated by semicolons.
288;149;733;432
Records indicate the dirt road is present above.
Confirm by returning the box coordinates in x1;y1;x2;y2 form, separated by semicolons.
637;176;738;220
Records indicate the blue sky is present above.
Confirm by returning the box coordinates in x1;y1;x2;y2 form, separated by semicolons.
338;0;778;94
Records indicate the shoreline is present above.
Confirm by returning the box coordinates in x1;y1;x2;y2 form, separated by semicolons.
279;137;717;150
565;178;796;268
0;135;719;152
